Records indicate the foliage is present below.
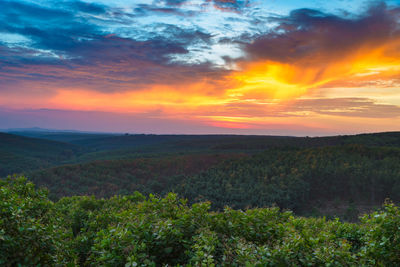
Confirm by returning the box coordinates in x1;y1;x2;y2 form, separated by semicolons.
28;144;400;220
3;131;400;265
2;177;400;266
0;132;82;177
0;176;73;266
3;131;400;178
176;145;400;214
359;200;400;265
29;153;241;199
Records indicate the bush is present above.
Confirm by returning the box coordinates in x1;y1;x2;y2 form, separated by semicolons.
0;176;73;266
2;177;400;266
360;201;400;265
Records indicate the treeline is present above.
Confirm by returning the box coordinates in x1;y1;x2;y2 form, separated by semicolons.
29;144;400;219
2;177;400;266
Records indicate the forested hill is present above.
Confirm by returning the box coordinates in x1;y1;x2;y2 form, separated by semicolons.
7;130;400;152
2;131;400;219
2;130;400;169
0;133;82;176
29;153;245;199
28;144;400;220
2;131;400;265
7;131;119;142
66;131;400;151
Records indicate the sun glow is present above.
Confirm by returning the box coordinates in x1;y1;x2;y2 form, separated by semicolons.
49;83;230;114
2;38;400;133
225;41;400;105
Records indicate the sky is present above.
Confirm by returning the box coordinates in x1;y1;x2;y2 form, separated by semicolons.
1;0;400;135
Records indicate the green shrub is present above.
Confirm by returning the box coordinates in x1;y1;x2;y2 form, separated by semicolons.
2;177;400;266
0;176;73;266
360;201;400;265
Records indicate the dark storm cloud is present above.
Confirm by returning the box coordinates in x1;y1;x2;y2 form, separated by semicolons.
244;2;400;63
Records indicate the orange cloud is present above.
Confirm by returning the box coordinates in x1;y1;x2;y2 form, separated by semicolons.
2;4;400;134
226;37;400;102
4;38;399;133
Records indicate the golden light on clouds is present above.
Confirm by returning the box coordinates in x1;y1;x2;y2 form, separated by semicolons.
11;41;398;132
226;39;400;103
2;0;400;134
49;83;229;114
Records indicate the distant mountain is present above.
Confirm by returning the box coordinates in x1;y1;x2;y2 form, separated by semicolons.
2;127;120;134
3;127;123;142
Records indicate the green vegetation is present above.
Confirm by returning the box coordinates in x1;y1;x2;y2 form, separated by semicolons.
177;145;400;214
27;144;400;220
2;131;400;219
2;177;400;266
2;131;400;264
2;131;400;177
29;153;244;199
0;133;83;176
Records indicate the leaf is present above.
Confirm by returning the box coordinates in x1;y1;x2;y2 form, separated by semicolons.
164;247;173;254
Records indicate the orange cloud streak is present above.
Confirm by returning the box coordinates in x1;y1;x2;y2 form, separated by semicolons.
2;36;400;133
227;39;400;102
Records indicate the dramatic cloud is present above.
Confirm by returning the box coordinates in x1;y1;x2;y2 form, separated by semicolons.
192;97;400;118
221;3;400;104
285;98;400;118
0;0;224;94
245;3;400;64
0;0;400;134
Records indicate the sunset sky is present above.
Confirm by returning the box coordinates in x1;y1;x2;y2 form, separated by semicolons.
1;0;400;135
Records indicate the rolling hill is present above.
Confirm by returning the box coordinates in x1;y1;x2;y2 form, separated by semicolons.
0;132;83;176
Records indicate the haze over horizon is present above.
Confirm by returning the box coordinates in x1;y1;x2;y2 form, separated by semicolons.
1;0;400;135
